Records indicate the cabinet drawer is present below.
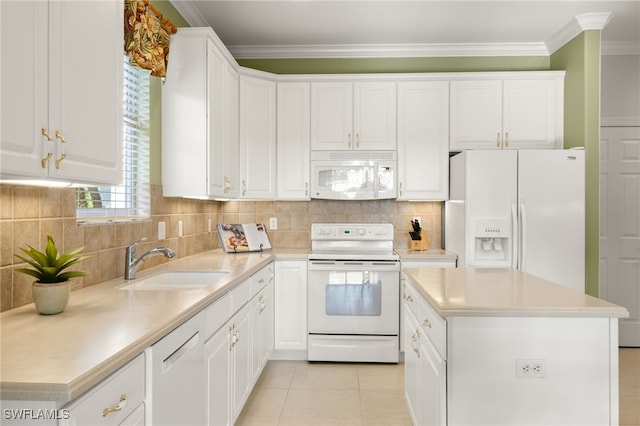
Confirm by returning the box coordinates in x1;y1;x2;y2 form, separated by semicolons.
418;296;447;360
204;292;232;340
62;353;145;425
231;278;251;313
402;279;421;317
250;263;273;298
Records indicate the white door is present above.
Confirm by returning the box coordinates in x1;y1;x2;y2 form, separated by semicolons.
0;1;49;180
600;127;640;347
277;82;311;199
311;82;353;150
239;75;276;198
49;0;122;185
397;81;449;200
449;80;503;150
503;79;559;150
353;82;397;150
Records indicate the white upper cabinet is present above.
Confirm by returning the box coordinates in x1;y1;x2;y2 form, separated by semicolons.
162;28;239;198
397;81;450;201
277;82;311;200
1;0;123;185
449;72;564;150
239;73;277;199
311;82;396;150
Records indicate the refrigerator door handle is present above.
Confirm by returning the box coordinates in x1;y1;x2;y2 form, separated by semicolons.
520;200;527;271
511;202;518;269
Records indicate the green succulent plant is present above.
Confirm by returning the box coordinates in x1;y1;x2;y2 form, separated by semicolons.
15;234;89;284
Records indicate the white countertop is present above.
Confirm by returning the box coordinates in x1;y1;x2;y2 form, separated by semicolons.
0;249;281;404
403;267;629;318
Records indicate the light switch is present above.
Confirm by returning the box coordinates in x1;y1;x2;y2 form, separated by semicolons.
269;217;278;230
158;222;166;240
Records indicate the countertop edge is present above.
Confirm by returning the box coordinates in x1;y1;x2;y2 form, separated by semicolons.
404;268;630;320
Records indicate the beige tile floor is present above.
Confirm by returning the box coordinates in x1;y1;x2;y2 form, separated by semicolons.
238;348;640;426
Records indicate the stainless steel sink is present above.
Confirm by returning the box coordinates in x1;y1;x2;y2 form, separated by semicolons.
119;271;229;291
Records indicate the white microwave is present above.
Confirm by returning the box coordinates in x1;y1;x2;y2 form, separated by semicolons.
310;151;397;200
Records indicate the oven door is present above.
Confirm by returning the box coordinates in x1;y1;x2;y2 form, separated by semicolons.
307;260;400;335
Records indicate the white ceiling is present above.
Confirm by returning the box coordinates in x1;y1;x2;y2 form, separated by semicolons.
170;1;640;58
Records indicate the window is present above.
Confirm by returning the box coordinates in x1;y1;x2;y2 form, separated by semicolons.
76;57;150;220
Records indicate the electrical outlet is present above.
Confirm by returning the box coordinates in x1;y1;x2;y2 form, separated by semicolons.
158;221;166;240
208;219;212;233
516;359;546;378
178;220;183;237
269;217;278;230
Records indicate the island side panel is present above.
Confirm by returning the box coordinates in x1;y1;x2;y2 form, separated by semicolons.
446;316;617;426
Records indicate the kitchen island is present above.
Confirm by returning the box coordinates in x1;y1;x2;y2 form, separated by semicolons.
402;267;629;426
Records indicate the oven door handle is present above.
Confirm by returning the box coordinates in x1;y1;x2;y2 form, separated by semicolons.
308;261;400;272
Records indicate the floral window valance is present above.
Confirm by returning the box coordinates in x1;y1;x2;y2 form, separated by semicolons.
124;0;177;78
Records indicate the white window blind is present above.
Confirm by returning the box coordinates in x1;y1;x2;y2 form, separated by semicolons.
76;57;150;220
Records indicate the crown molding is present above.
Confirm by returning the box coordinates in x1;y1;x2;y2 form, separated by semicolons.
169;3;621;59
169;0;209;27
546;12;613;54
228;42;550;59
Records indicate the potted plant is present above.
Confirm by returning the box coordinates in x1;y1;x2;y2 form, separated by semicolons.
15;234;89;315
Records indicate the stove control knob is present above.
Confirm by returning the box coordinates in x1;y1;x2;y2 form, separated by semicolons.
358;228;366;236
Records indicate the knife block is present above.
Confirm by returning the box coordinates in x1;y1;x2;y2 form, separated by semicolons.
410;230;431;251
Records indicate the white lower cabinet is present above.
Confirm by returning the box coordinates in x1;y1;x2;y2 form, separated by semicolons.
273;260;308;359
61;354;145;426
204;262;274;425
403;281;446;426
251;280;275;385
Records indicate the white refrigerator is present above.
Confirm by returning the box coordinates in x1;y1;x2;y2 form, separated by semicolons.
445;149;585;292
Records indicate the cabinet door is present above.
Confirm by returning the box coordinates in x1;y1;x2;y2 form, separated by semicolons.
209;43;229;198
209;48;239;199
353;82;397;150
420;336;447;426
205;325;232;426
224;66;240;198
49;0;122;185
502;79;560;149
311;82;353;150
274;261;308;352
162;31;209;197
251;280;274;385
450;80;503;150
0;1;49;180
403;301;421;426
230;304;252;423
0;0;122;185
239;75;276;199
397;81;449;200
277;82;311;199
119;403;145;426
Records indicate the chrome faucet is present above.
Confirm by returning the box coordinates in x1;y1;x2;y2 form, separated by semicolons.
125;238;176;280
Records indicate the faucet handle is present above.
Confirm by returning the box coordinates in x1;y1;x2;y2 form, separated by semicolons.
127;237;148;254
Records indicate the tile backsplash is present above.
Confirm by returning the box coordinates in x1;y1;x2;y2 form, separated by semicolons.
1;183;441;311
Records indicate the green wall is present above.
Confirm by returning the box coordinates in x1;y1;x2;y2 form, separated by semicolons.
237;57;550;74
550;31;601;297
